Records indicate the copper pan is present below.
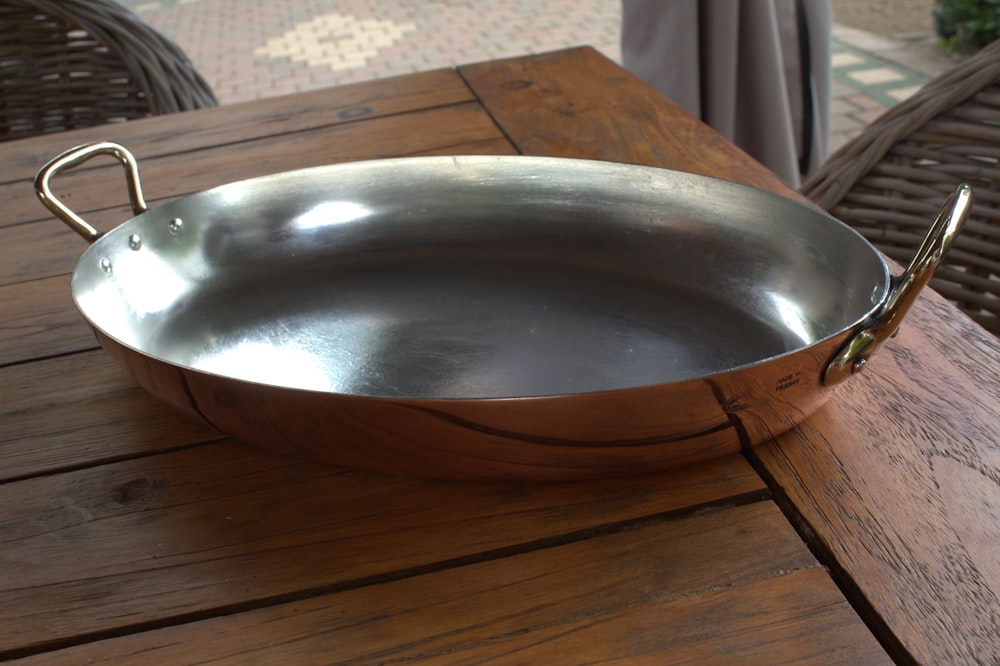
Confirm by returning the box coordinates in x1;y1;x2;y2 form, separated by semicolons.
36;142;972;479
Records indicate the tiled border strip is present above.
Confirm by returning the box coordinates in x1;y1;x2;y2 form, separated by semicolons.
832;38;930;107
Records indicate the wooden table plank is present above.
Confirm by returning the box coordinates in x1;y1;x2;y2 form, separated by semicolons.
0;219;83;288
0;351;219;481
473;569;889;665
0;446;767;658
752;293;1000;665
5;502;887;665
0;69;475;192
1;101;512;236
0;275;96;367
459;47;799;196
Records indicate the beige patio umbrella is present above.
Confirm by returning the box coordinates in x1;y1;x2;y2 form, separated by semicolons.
621;0;832;187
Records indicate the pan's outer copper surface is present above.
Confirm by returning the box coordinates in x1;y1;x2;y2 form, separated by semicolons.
36;142;971;479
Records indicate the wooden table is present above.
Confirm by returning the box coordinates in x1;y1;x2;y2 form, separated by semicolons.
2;47;998;664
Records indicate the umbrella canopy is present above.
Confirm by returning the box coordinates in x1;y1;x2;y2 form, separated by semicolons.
621;0;832;187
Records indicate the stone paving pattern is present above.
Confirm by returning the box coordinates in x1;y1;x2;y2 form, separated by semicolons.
118;0;965;153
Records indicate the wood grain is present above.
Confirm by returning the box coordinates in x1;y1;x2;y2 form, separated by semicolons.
2;101;512;237
460;47;802;197
0;68;475;193
0;350;219;481
752;292;1000;665
0;446;766;657
0;275;96;366
0;215;86;287
5;503;886;665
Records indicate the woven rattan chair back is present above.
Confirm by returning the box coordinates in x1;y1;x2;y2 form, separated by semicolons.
802;39;1000;337
0;0;217;141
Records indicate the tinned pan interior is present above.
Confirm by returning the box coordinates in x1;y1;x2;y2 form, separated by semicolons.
72;156;888;399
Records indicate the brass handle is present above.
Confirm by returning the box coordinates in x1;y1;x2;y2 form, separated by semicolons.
824;183;973;385
34;141;147;243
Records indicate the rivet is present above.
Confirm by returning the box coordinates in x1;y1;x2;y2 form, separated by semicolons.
128;233;142;250
852;358;867;374
100;257;113;275
168;217;184;235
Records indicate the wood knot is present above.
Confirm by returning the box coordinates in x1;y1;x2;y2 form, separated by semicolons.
112;478;156;505
501;79;533;91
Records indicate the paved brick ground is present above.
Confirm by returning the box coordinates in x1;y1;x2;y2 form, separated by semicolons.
119;0;963;153
120;0;621;100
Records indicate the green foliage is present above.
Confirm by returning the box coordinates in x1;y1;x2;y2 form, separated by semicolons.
934;0;1000;52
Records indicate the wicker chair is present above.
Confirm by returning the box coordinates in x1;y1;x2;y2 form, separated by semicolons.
802;39;1000;337
0;0;217;142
